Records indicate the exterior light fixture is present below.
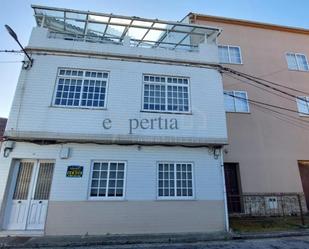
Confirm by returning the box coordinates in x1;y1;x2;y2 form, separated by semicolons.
5;24;33;69
214;147;221;160
3;141;15;158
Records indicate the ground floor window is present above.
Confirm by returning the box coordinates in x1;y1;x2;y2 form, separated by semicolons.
157;162;194;199
89;161;126;199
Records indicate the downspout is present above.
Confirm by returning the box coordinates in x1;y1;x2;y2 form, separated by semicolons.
220;148;229;232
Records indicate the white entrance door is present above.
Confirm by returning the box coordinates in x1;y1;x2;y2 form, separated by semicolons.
5;160;54;231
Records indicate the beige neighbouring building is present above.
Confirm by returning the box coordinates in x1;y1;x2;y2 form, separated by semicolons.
190;14;309;213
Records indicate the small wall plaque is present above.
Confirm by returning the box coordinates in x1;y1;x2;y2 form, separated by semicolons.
66;166;83;177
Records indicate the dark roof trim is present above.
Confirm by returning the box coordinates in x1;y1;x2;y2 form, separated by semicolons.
188;13;309;35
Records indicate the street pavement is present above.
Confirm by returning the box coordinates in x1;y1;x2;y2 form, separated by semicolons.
18;235;309;249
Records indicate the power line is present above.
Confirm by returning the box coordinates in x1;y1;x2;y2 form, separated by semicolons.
224;72;297;104
240;70;309;96
0;50;22;53
220;66;309;98
252;103;309;131
224;92;309;115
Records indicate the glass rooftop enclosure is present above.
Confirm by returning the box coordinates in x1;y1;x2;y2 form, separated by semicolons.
32;5;221;51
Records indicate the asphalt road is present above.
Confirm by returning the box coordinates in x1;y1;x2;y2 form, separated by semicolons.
24;236;309;249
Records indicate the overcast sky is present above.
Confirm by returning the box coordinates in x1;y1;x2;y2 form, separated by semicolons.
1;0;309;118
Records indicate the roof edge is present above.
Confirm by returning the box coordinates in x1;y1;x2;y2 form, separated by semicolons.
188;12;309;35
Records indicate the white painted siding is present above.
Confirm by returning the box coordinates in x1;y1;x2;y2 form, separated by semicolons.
5;27;227;144
0;142;224;203
7;54;226;140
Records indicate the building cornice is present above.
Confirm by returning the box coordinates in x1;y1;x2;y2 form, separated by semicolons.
4;131;227;147
189;13;309;36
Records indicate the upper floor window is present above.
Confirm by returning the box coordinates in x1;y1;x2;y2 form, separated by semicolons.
89;161;126;199
157;162;194;199
54;68;109;108
142;75;190;113
224;90;249;113
218;45;242;64
286;53;309;71
296;96;309;115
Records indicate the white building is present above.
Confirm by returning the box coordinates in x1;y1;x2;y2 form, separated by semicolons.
0;5;228;236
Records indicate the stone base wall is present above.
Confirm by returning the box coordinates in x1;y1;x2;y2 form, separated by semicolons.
230;193;307;217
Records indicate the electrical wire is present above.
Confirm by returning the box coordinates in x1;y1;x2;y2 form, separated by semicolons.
224;92;309;116
251;102;309;130
240;70;309;96
224;72;298;104
220;66;309;98
0;50;22;53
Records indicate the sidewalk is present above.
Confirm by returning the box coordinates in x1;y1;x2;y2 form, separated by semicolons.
1;230;309;248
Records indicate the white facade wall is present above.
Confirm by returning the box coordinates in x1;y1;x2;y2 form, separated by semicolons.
0;25;228;234
6;27;226;144
0;142;224;202
6;55;226;140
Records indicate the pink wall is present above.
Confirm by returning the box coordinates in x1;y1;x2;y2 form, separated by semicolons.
194;17;309;193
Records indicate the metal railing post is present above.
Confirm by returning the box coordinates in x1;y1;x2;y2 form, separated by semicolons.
297;194;305;226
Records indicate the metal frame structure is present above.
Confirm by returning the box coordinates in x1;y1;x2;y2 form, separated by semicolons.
32;5;221;50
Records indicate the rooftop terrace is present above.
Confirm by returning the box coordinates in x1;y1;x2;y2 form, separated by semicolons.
32;5;221;51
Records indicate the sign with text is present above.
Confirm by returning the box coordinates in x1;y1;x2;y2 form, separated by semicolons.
66;166;83;178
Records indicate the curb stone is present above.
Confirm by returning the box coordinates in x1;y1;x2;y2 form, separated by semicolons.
1;230;309;248
0;232;229;248
231;229;309;240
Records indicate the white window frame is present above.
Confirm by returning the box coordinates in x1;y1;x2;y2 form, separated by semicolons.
296;96;309;116
141;74;192;114
52;68;110;109
156;161;195;200
88;160;127;201
286;52;309;72
224;90;250;113
218;45;243;64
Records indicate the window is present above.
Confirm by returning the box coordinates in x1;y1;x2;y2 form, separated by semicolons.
157;162;194;199
218;45;242;64
296;96;309;115
54;68;109;108
224;90;249;113
89;161;126;199
142;75;190;113
286;53;309;71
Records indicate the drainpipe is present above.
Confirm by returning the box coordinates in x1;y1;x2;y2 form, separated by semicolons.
220;148;229;232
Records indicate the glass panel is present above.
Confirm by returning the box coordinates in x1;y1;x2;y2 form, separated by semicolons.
286;53;298;70
88;15;109;23
175;163;193;197
158;163;175;197
296;54;309;71
229;47;241;64
90;162;125;198
34;162;54;200
297;97;309;114
86;23;107;38
218;46;229;63
110;18;131;25
106;25;125;38
127;27;149;40
65;12;87;20
81;79;106;107
64;19;85;34
54;77;82;107
234;92;249;112
224;91;235;112
132;20;153;27
13;162;34;200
